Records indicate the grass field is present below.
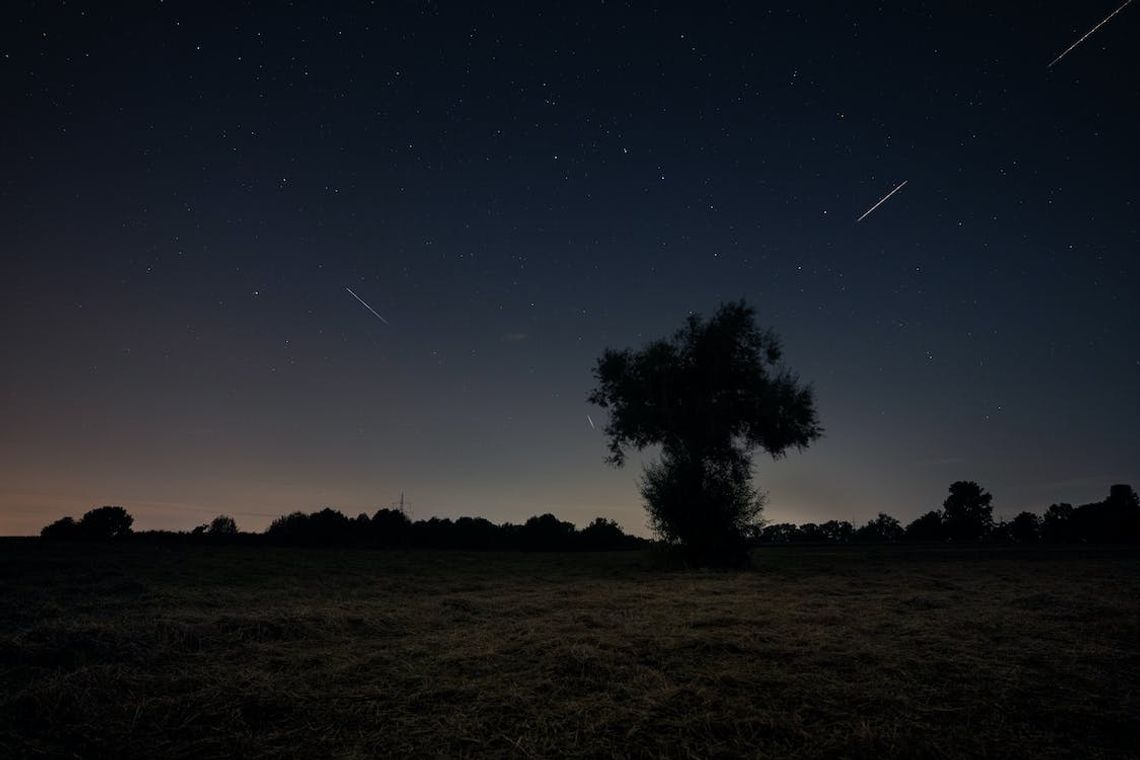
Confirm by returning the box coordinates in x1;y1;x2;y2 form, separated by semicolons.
1;541;1138;759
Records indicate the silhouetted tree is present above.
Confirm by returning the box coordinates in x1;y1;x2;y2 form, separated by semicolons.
40;516;81;540
1009;511;1040;543
498;521;523;548
988;519;1012;543
1100;484;1140;541
413;517;457;548
941;481;994;541
796;522;826;543
372;507;412;546
580;517;632;550
266;508;360;545
519;513;576;551
1107;484;1140;510
77;506;134;540
1068;484;1140;543
854;513;903;543
308;508;352;542
208;515;238;535
904;510;944;542
452;516;500;549
1041;503;1074;542
589;301;821;565
266;511;311;544
818;520;855;544
1030;487;1140;544
757;523;801;544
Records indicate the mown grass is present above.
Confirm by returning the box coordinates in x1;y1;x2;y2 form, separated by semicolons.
1;541;1138;758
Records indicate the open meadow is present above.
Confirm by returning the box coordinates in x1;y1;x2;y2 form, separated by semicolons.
1;541;1138;759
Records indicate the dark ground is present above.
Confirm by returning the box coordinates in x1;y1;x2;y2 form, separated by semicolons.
1;540;1138;758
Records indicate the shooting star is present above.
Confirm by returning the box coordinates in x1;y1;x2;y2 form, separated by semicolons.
345;287;389;325
857;180;908;223
586;414;596;430
1049;0;1134;68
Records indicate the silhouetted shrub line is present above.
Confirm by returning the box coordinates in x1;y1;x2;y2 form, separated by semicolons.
40;507;647;551
38;482;1138;551
40;506;133;541
752;483;1139;547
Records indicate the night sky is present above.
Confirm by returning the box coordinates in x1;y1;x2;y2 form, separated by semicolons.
2;2;1138;535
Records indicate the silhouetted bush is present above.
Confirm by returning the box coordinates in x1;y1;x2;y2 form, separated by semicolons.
580;517;639;550
266;508;362;545
988;519;1012;543
757;523;802;544
411;517;455;548
796;523;826;543
265;511;313;544
310;508;354;542
1108;484;1140;510
81;506;134;539
40;516;81;541
208;515;238;535
1067;484;1140;543
818;520;854;544
1009;511;1040;543
637;452;759;565
904;510;944;542
188;515;241;541
451;516;501;550
41;506;133;540
517;513;576;551
1034;486;1139;544
854;513;904;543
1042;502;1074;542
372;508;412;546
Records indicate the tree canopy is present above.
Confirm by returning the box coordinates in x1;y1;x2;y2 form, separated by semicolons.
942;481;994;541
40;505;134;541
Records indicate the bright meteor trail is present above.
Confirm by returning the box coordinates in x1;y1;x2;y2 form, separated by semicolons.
856;180;908;222
1048;0;1134;68
345;287;389;325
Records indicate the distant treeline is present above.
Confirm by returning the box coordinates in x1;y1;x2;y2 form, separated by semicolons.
753;483;1140;546
37;481;1140;550
39;507;647;551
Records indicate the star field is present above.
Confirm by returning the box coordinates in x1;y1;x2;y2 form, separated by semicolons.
1;2;1137;534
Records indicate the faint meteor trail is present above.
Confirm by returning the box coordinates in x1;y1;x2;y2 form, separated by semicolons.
345;287;389;325
1048;0;1134;68
856;180;908;222
586;414;596;430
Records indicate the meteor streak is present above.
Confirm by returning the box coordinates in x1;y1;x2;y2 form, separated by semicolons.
1048;0;1134;68
586;414;596;430
345;287;389;325
856;180;908;222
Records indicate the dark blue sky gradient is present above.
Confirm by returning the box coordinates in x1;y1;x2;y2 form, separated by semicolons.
1;2;1137;533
